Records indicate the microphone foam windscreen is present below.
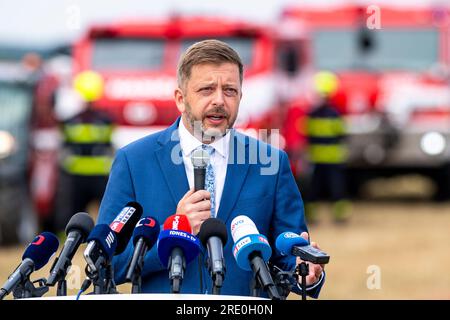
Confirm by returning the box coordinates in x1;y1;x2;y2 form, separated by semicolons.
163;214;192;234
191;148;210;168
198;218;228;247
87;224;118;259
230;215;259;243
275;232;309;256
110;202;143;254
65;212;95;240
132;217;160;247
233;234;272;271
22;232;59;270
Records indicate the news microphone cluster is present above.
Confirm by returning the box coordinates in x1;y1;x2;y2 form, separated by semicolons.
0;232;59;300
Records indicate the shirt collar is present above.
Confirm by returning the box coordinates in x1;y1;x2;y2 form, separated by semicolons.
178;118;230;159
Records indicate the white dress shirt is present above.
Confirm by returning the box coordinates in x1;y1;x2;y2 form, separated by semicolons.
178;119;231;217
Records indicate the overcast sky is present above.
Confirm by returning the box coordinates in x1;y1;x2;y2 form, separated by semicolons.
0;0;445;47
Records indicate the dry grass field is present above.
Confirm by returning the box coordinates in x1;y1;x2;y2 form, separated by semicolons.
1;200;449;300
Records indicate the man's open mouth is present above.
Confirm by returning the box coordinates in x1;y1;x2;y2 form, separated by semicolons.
205;112;228;123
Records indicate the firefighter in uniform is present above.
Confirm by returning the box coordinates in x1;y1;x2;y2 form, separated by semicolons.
56;71;114;232
305;71;351;223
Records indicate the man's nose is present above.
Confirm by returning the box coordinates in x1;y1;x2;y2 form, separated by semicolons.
212;88;225;106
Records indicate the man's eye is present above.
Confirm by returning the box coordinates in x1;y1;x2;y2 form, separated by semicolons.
224;88;238;96
200;87;213;93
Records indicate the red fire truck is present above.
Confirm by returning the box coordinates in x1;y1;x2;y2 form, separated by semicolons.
70;16;308;150
29;16;311;222
282;5;450;199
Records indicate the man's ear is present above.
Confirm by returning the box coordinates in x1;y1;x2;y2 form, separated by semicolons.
174;87;185;113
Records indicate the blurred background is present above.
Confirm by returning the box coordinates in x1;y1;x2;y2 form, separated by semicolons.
1;0;450;299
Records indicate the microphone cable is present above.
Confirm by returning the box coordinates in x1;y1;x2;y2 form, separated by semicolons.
76;277;92;300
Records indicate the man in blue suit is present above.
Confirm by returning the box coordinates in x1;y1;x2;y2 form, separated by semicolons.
97;39;325;298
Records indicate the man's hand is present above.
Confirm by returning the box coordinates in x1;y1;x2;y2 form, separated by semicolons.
296;232;325;287
176;188;211;235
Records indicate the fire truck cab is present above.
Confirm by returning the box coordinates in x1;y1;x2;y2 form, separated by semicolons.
283;5;450;199
71;16;305;151
28;16;310;221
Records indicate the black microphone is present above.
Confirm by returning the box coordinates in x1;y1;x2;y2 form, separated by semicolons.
109;201;144;254
82;202;142;295
198;218;228;295
125;217;160;293
83;202;142;273
47;212;94;294
83;224;118;294
83;224;118;273
0;232;59;300
191;148;210;191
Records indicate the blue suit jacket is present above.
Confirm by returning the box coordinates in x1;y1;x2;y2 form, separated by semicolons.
97;118;324;298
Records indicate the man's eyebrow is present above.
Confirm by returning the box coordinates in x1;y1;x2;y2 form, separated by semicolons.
195;81;216;87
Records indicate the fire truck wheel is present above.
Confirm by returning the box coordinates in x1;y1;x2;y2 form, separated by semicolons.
433;164;450;201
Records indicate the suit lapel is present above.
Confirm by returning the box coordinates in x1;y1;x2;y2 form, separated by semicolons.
155;118;190;207
217;131;250;223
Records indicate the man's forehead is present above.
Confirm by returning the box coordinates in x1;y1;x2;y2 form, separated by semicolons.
189;62;240;82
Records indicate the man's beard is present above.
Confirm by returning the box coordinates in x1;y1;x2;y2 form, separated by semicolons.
184;102;235;143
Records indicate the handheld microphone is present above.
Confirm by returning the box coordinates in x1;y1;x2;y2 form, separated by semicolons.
275;232;330;265
157;214;201;293
198;218;227;294
109;202;143;254
0;232;59;300
47;212;94;292
125;217;160;292
191;148;210;191
230;215;281;300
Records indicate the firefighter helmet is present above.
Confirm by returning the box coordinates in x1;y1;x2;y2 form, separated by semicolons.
314;71;339;97
73;70;104;102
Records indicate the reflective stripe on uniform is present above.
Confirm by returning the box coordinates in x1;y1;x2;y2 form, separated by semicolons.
307;118;345;138
62;155;113;175
63;124;113;144
308;144;347;164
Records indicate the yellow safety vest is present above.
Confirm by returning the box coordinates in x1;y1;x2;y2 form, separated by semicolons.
61;123;114;175
307;117;347;164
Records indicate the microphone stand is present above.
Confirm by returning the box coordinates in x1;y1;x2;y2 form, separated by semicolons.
249;252;281;300
207;253;224;295
13;278;48;299
296;262;309;301
57;279;67;296
48;256;70;296
86;258;117;295
212;273;223;295
250;276;261;298
126;239;148;294
269;263;296;300
169;248;185;293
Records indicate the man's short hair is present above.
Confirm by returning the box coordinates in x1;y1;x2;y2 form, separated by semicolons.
177;39;244;90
